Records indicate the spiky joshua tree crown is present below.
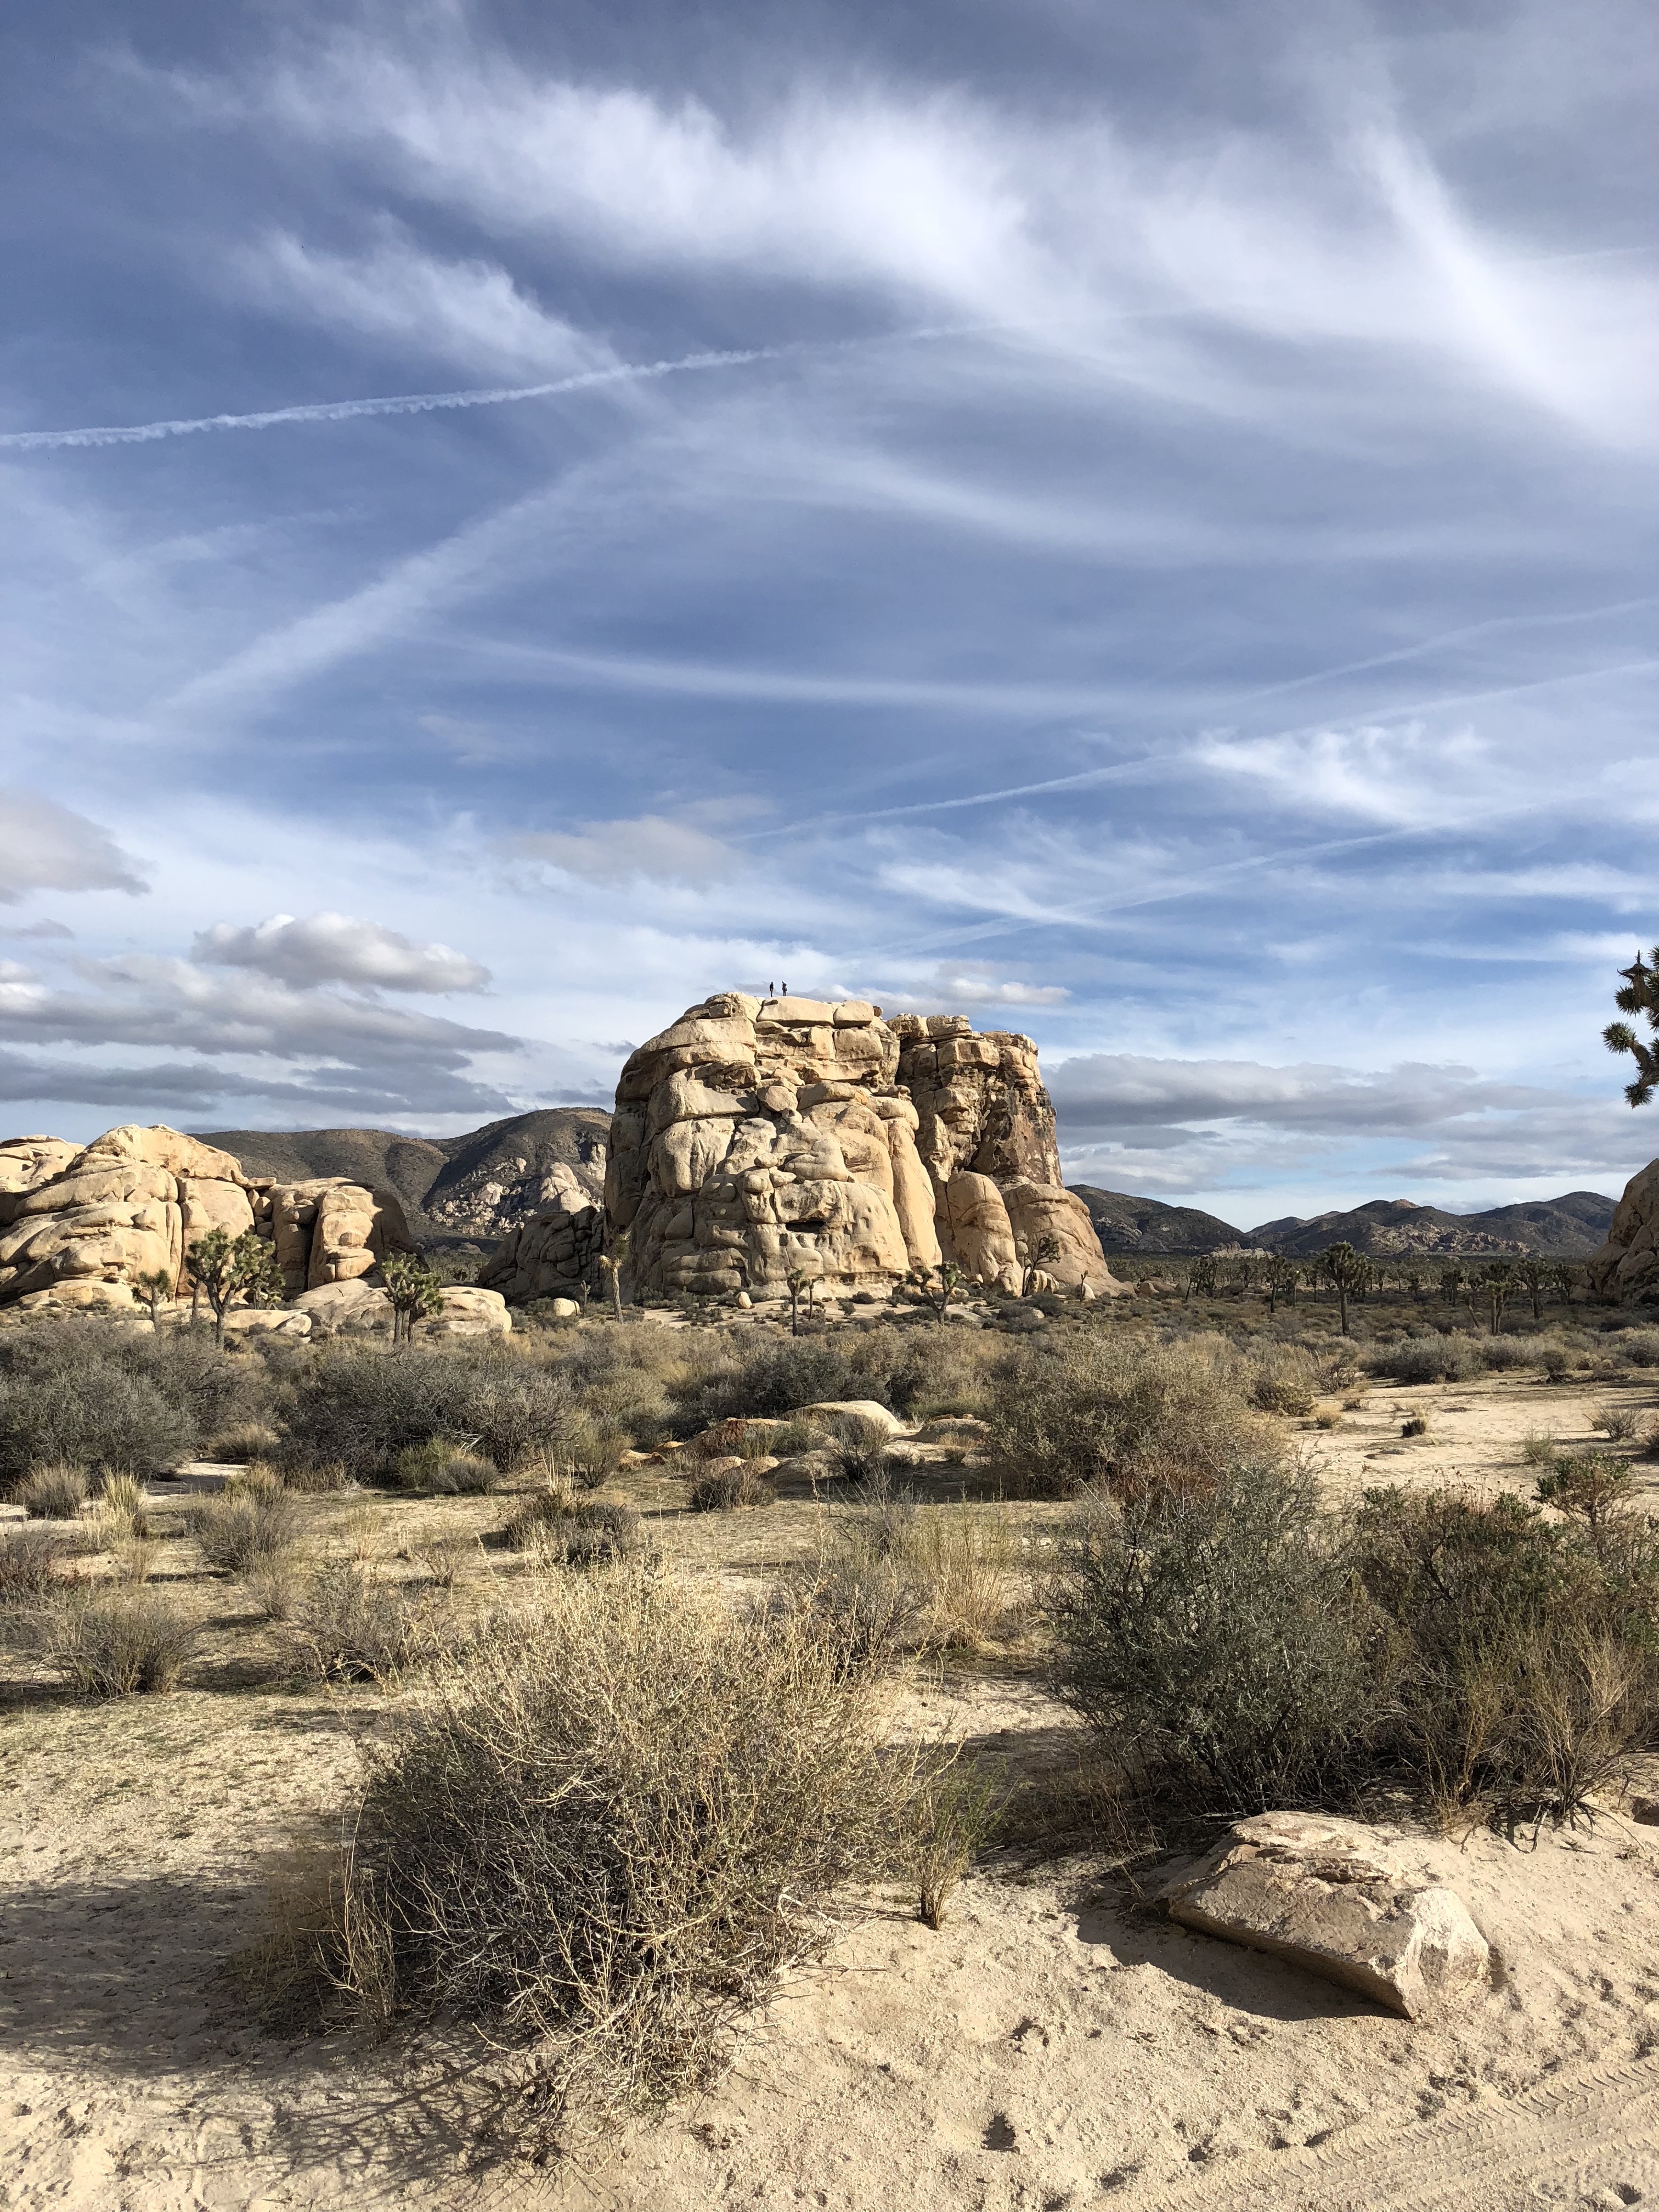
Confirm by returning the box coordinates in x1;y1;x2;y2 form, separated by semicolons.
1605;949;1659;1107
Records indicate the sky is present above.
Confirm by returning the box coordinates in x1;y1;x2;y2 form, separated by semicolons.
2;0;1657;1230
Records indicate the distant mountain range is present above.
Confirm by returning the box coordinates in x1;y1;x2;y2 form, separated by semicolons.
200;1113;1619;1263
1071;1185;1617;1260
200;1109;610;1250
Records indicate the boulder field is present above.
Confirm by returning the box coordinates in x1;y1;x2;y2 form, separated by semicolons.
482;991;1124;1306
0;1123;415;1316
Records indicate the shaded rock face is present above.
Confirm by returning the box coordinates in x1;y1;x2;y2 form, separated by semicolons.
1588;1158;1659;1300
477;1192;606;1306
597;994;1121;1304
1160;1812;1489;2022
0;1124;413;1313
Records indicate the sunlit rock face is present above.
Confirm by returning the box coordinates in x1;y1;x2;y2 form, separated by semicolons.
0;1124;413;1313
600;994;1123;1303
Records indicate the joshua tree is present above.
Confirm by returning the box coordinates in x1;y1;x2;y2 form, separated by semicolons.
382;1251;443;1345
1265;1251;1295;1315
1320;1241;1367;1335
1480;1259;1516;1335
1016;1232;1060;1299
595;1229;631;1322
787;1263;818;1336
132;1267;174;1329
1516;1255;1550;1322
1550;1261;1577;1308
1188;1254;1218;1303
1439;1262;1464;1310
185;1228;284;1349
1604;947;1659;1104
924;1259;965;1322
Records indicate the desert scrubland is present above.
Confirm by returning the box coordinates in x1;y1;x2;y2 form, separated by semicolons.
7;1283;1659;2210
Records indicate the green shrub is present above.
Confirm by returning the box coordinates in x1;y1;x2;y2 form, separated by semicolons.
1352;1486;1659;1821
256;1568;912;2152
988;1335;1267;1500
1045;1460;1381;1809
41;1588;198;1695
14;1461;88;1519
280;1348;577;1481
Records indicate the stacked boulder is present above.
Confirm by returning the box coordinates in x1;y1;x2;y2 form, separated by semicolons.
596;992;1122;1304
0;1122;415;1317
1588;1158;1659;1300
476;1167;606;1306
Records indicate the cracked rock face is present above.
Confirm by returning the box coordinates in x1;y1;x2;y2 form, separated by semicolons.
0;1124;413;1314
1588;1158;1659;1301
600;994;1122;1303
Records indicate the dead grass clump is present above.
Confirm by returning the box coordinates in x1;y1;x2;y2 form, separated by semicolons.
0;1523;71;1606
532;1502;646;1570
41;1587;199;1695
687;1461;776;1512
1365;1335;1484;1385
1521;1430;1559;1467
1247;1344;1319;1418
92;1471;150;1540
187;1480;302;1573
288;1564;419;1683
210;1424;283;1463
255;1568;912;2155
405;1532;482;1590
1593;1403;1641;1444
393;1440;499;1496
913;1756;1006;1929
14;1461;88;1520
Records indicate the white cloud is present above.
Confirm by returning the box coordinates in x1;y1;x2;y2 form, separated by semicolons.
880;962;1068;1011
511;816;741;887
239;230;614;379
0;789;145;903
193;911;490;992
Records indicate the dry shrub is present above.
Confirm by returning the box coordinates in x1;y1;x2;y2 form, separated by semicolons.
1365;1335;1485;1385
988;1334;1267;1500
0;1523;71;1606
528;1502;646;1570
1248;1344;1319;1418
687;1461;775;1513
1593;1403;1641;1444
281;1458;352;1494
826;1413;896;1487
42;1587;198;1695
210;1424;283;1462
93;1472;150;1540
1521;1430;1558;1467
564;1417;630;1492
902;1511;1021;1653
406;1532;482;1590
913;1756;1006;1929
245;1557;306;1621
288;1564;420;1683
188;1479;302;1573
257;1568;913;2154
280;1347;578;1482
14;1462;88;1520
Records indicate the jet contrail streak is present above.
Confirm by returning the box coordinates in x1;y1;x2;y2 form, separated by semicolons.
0;346;780;452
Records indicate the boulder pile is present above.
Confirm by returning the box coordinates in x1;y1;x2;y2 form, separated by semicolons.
0;1122;414;1317
571;991;1120;1306
1588;1156;1659;1300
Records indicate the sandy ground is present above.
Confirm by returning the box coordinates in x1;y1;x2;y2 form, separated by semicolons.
7;1373;1659;2211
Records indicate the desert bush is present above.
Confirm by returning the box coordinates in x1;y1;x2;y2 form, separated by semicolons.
913;1756;1006;1929
0;1524;70;1606
41;1587;198;1695
687;1462;775;1513
1247;1344;1319;1418
209;1423;284;1463
407;1533;481;1590
1352;1486;1659;1821
1364;1334;1484;1384
392;1439;498;1496
1045;1460;1381;1809
1535;1451;1638;1533
769;1418;822;1457
827;1413;897;1487
509;1494;645;1568
988;1334;1267;1501
1611;1329;1659;1370
14;1461;88;1519
1521;1431;1558;1467
565;1417;630;1491
280;1458;352;1494
288;1564;420;1683
1593;1404;1641;1444
280;1348;578;1482
256;1568;913;2152
900;1510;1020;1653
670;1325;995;1434
1479;1336;1543;1372
187;1482;302;1573
244;1558;306;1621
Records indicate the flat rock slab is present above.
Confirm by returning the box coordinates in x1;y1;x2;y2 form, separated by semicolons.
1160;1811;1489;2020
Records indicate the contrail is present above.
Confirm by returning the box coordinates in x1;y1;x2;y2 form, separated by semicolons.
0;346;781;452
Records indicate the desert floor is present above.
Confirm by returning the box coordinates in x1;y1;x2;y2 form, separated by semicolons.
7;1370;1659;2211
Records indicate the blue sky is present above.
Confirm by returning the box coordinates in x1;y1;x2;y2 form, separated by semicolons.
2;0;1656;1228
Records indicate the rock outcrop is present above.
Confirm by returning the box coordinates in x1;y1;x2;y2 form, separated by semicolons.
477;1190;606;1306
0;1124;414;1314
292;1278;511;1339
1588;1159;1659;1300
1161;1812;1489;2021
598;993;1122;1304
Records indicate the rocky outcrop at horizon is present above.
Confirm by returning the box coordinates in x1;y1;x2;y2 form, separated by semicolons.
582;991;1121;1306
0;1123;414;1316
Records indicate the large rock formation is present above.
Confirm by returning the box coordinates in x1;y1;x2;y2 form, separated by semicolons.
1588;1158;1659;1300
591;992;1121;1305
0;1123;414;1315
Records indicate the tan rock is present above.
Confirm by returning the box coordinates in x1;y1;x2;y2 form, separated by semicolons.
292;1279;393;1335
419;1285;512;1339
78;1125;250;1186
179;1176;256;1252
800;1400;909;1438
1589;1159;1659;1300
1161;1812;1490;2021
221;1306;313;1339
945;1172;1020;1290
